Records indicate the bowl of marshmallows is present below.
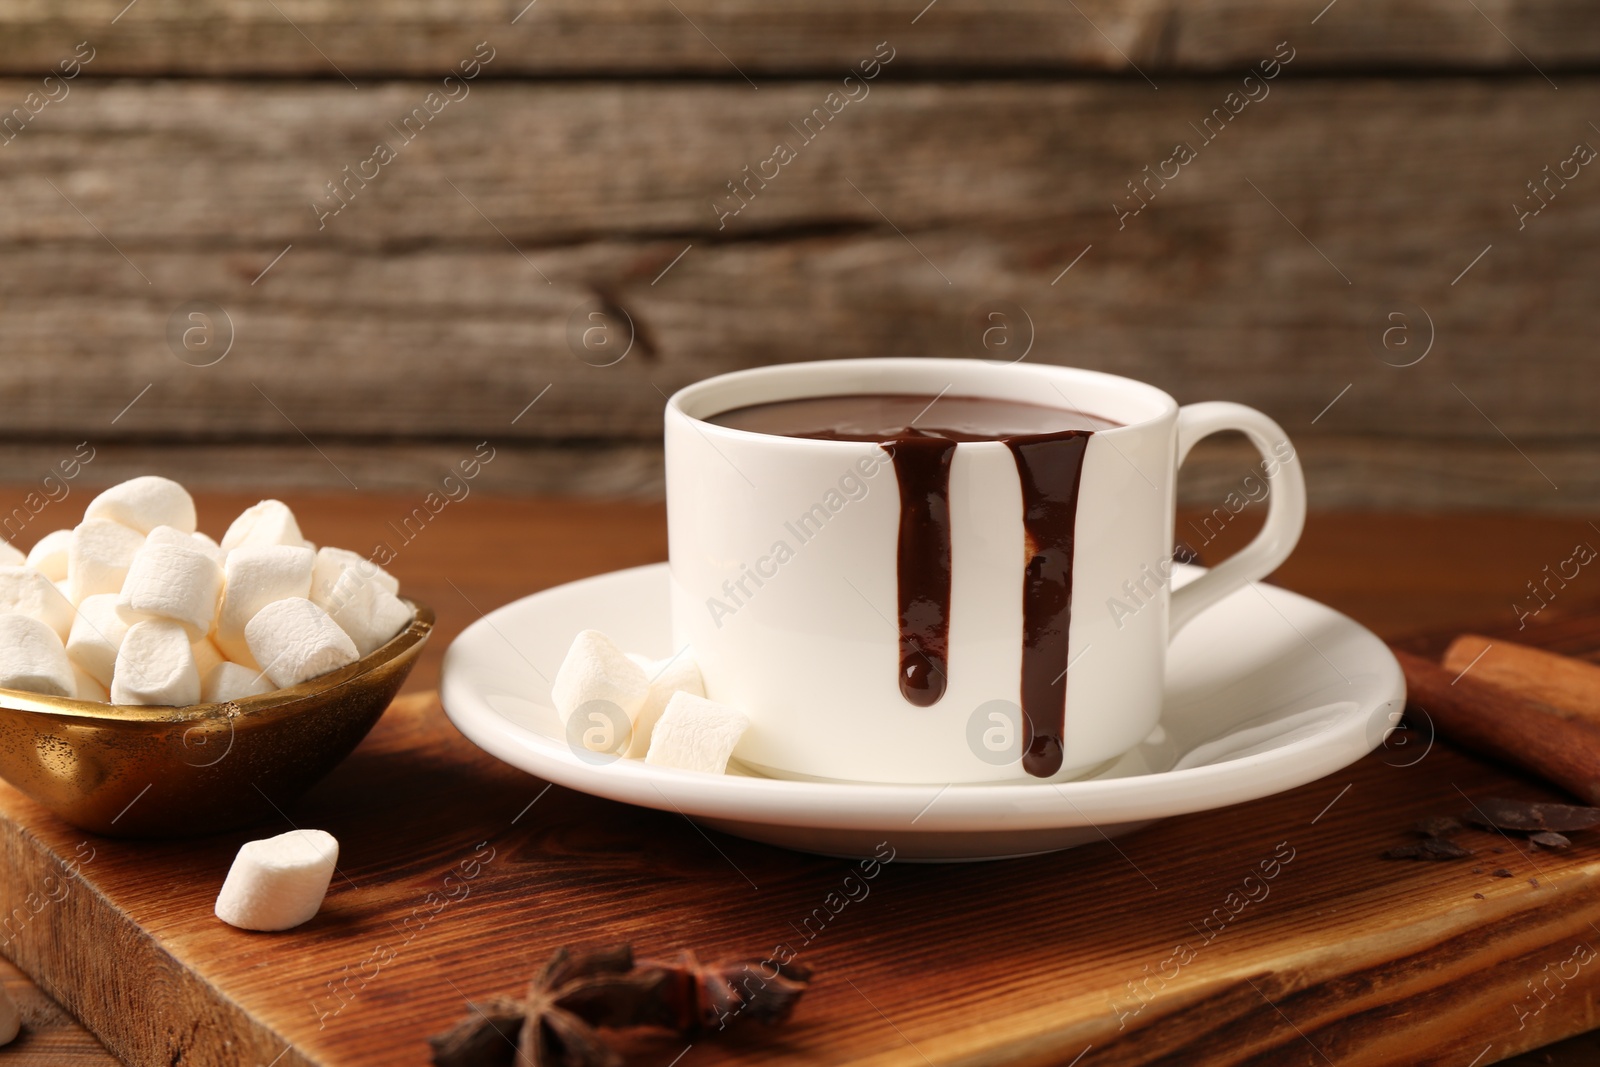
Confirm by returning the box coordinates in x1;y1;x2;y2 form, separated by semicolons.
0;476;430;838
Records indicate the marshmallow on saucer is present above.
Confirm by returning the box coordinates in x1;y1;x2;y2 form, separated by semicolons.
319;568;411;658
0;613;76;697
84;476;197;535
65;593;129;687
311;547;399;605
551;630;648;750
68;519;145;604
0;565;75;641
111;620;201;706
25;529;71;579
245;597;359;689
214;829;339;931
221;500;307;553
0;540;22;567
216;545;314;666
624;651;705;759
644;691;748;775
202;661;274;703
118;542;224;639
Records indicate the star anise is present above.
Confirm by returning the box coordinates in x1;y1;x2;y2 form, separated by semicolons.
428;945;813;1067
641;950;814;1034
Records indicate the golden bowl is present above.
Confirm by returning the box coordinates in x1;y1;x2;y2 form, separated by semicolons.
0;602;433;838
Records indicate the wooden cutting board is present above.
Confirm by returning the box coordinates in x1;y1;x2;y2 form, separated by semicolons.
5;614;1600;1067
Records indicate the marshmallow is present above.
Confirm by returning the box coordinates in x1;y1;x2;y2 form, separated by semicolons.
202;660;274;703
192;635;225;679
214;829;339;931
147;524;227;569
320;568;411;657
72;664;110;703
0;565;75;641
65;591;129;684
111;620;201;706
245;597;359;689
624;651;706;759
551;630;649;750
311;546;399;605
84;476;197;535
221;500;307;553
0;980;17;1045
65;593;130;688
68;519;145;604
0;539;26;568
0;613;75;698
644;691;748;775
25;528;73;581
117;542;224;640
216;545;314;666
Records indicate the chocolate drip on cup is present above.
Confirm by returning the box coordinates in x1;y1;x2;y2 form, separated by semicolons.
709;393;1115;778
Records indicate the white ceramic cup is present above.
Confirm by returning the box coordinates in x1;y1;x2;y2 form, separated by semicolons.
665;358;1306;784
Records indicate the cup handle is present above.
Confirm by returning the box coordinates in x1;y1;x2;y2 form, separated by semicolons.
1168;401;1307;637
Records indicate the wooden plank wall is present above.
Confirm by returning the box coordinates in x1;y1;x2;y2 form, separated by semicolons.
0;1;1596;511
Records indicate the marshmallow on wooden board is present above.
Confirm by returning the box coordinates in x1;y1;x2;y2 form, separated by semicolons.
0;540;22;567
623;651;706;759
84;475;197;535
320;568;411;657
245;598;359;689
0;613;76;698
111;620;201;706
68;519;145;604
65;593;129;687
551;630;649;748
147;524;227;569
0;979;17;1045
72;664;110;703
214;829;339;932
117;542;224;639
644;691;749;775
221;500;308;553
25;528;73;581
311;546;399;606
215;545;315;666
0;565;75;641
202;661;274;703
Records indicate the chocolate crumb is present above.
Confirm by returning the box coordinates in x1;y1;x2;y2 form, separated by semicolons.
1465;797;1600;833
1530;831;1571;850
1413;816;1465;837
1473;893;1485;899
1471;867;1484;874
1530;878;1540;888
1383;838;1474;861
1493;869;1514;878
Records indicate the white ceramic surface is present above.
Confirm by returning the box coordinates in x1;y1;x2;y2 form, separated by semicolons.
439;563;1405;862
665;359;1307;783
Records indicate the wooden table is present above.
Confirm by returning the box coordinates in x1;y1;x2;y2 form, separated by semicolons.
2;492;1599;1064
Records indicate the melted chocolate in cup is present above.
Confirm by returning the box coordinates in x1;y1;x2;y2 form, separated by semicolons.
709;392;1119;777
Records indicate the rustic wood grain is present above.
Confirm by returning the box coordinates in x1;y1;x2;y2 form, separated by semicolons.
3;497;1600;1064
0;958;120;1065
4;0;1600;76
1;78;1596;507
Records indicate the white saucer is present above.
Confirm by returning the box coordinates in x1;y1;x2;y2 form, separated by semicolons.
440;563;1404;861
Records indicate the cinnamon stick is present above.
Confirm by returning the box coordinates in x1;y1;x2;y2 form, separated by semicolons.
1442;634;1600;726
1393;648;1600;806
